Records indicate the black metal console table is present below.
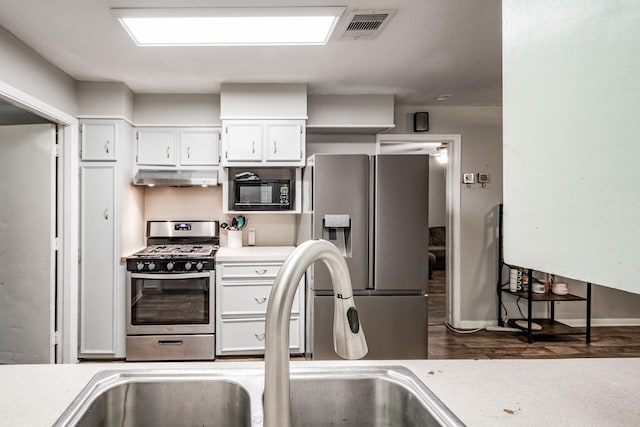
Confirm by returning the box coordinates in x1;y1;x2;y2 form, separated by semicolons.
497;204;592;344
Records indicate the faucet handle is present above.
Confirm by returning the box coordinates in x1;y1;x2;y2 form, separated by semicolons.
333;295;368;360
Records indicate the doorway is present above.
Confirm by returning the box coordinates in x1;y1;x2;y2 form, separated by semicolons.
0;84;80;363
376;133;462;327
0;111;57;363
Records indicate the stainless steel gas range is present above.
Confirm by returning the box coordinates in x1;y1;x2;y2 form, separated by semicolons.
125;220;219;361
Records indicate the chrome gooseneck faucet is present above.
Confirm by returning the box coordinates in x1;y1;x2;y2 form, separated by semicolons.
263;239;368;427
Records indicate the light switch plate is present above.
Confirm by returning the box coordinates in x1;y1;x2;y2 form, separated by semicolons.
463;173;475;184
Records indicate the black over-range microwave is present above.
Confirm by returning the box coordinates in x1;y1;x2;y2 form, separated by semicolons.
234;179;292;211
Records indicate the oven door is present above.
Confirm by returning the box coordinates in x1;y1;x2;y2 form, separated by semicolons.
127;271;215;335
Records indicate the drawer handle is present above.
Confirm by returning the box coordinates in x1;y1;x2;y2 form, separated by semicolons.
273;141;277;153
187;146;191;159
255;269;268;275
104;140;110;154
254;297;268;304
103;209;109;220
166;146;170;158
158;340;183;346
254;333;266;341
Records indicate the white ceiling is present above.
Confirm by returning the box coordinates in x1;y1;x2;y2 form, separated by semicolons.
0;0;502;106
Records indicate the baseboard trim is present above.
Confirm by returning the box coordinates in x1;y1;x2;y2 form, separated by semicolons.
557;318;640;327
456;319;640;329
457;320;496;330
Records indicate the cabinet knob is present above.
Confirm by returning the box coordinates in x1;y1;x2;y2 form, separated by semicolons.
104;140;110;154
103;209;109;220
254;297;268;304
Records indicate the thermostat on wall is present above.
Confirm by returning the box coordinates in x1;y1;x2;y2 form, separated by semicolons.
478;172;490;183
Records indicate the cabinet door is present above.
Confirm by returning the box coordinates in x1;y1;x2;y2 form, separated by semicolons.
136;128;177;165
80;164;116;355
223;122;263;162
81;122;117;161
265;121;304;162
180;128;219;166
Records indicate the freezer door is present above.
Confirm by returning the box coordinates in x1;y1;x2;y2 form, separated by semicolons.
310;294;428;360
375;155;429;291
312;154;370;291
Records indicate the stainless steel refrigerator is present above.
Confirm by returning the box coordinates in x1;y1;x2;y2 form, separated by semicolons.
297;154;429;360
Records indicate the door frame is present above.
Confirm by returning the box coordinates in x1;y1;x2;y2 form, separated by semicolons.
376;133;462;327
0;80;79;363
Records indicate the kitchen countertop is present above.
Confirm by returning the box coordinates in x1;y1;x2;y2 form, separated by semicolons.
216;245;296;262
1;358;639;426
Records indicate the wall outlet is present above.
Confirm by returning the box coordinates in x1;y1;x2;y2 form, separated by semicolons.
247;227;256;246
463;173;475;184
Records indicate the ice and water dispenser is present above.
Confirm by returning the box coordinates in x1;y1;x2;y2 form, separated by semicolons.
322;214;352;257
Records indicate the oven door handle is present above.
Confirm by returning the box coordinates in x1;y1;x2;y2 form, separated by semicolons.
130;272;212;280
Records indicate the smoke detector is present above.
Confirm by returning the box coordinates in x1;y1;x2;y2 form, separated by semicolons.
337;9;397;40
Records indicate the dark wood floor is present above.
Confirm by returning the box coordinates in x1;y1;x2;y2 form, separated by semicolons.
428;269;640;359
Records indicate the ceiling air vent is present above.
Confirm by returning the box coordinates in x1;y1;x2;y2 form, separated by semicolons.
338;9;397;40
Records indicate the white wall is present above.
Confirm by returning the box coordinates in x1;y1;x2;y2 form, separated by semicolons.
503;0;640;293
77;82;134;122
134;94;221;126
393;106;503;325
0;26;76;115
503;0;640;322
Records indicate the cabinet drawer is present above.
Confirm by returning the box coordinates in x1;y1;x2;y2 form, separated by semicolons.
219;317;301;353
219;263;282;280
126;334;215;361
220;283;300;316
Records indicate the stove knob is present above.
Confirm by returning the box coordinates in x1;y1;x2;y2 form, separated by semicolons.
196;262;203;271
185;262;192;271
148;262;156;271
166;262;174;271
137;262;144;271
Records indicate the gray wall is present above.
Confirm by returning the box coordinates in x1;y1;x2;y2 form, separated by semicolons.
393;106;503;327
0;26;76;115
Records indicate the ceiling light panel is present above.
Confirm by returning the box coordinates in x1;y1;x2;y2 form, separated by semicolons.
112;7;346;46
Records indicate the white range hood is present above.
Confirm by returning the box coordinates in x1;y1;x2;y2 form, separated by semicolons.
133;169;218;186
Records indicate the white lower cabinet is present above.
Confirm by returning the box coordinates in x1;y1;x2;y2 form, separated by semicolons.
216;258;305;356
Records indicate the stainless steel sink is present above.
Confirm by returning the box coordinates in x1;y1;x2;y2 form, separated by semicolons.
54;366;463;427
289;368;461;426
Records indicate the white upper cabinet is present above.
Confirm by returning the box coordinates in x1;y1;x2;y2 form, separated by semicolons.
180;128;221;166
81;121;117;161
265;121;304;162
136;128;177;165
136;127;219;166
221;120;305;167
223;121;263;162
